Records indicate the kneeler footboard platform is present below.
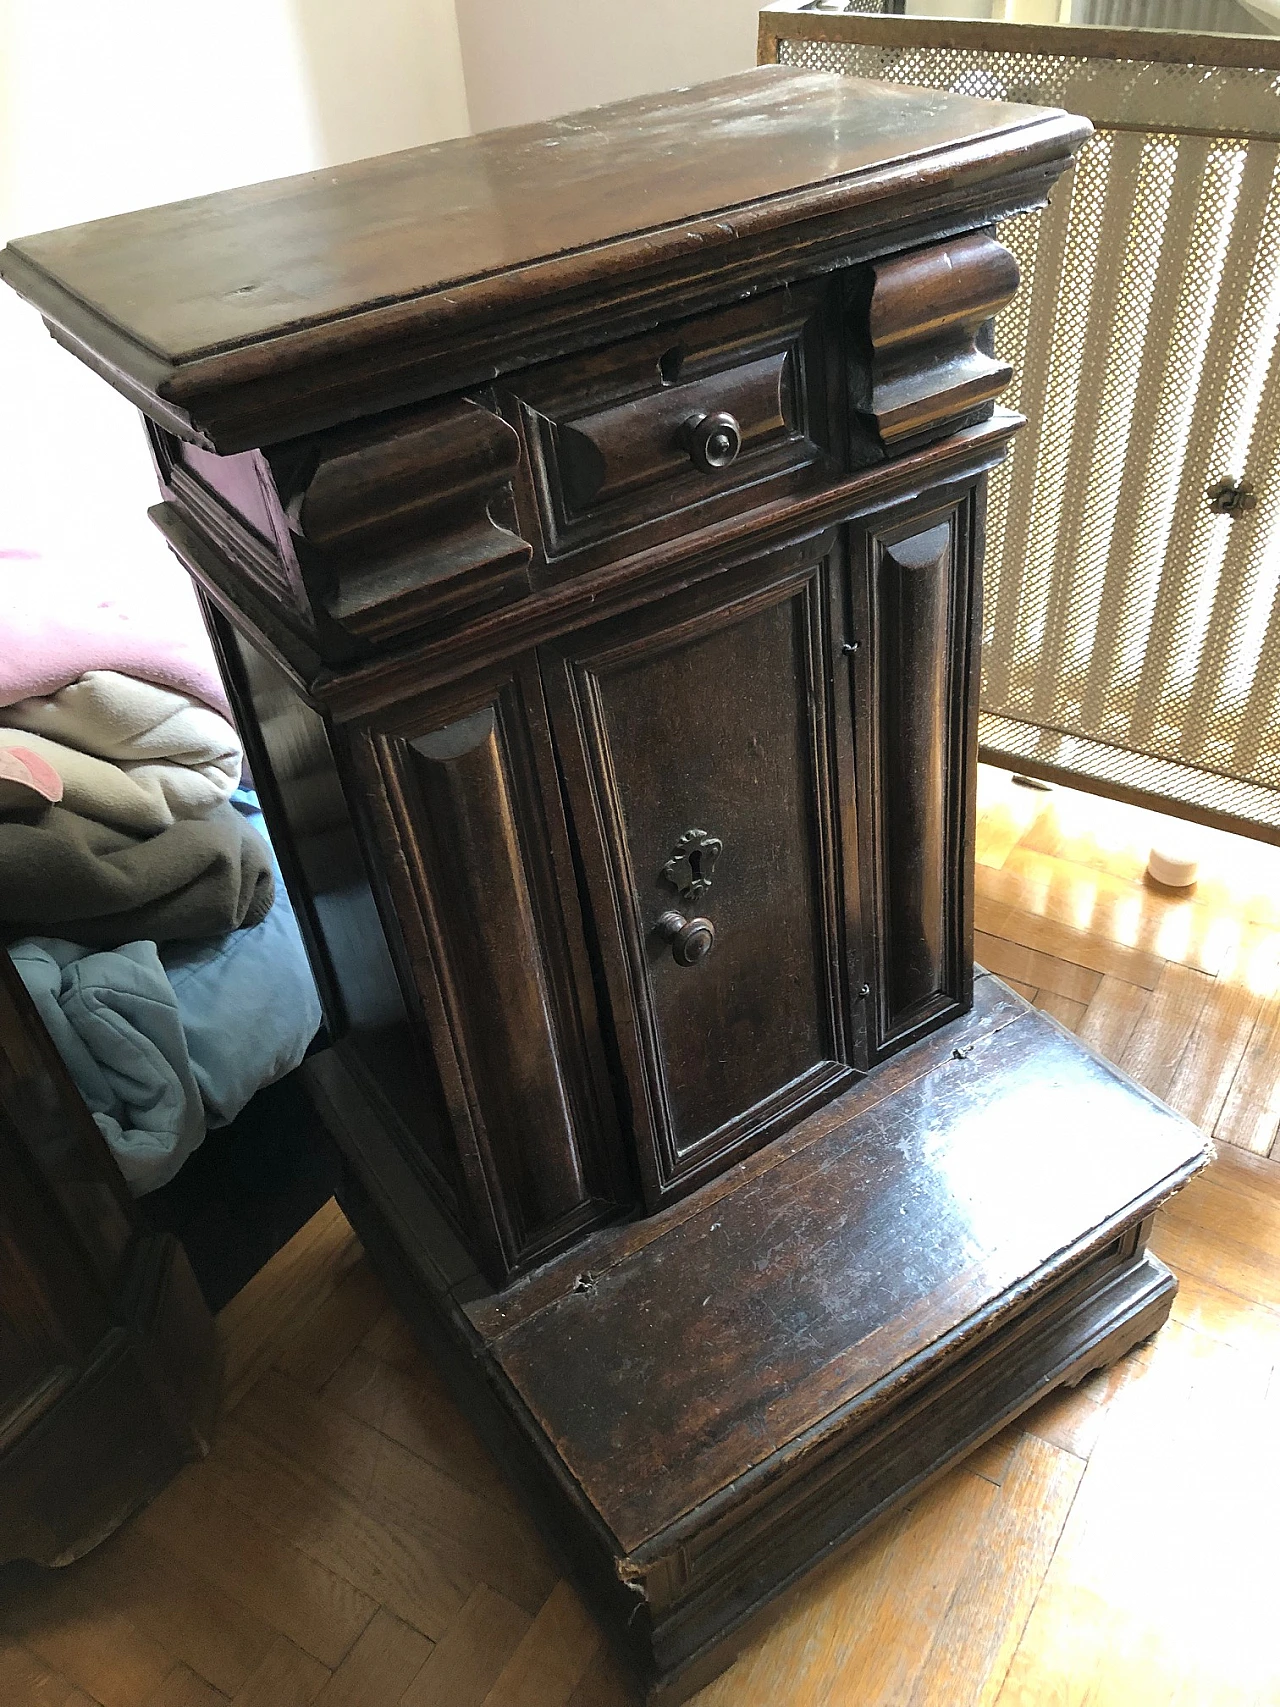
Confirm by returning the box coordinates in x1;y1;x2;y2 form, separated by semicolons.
1;67;1210;1700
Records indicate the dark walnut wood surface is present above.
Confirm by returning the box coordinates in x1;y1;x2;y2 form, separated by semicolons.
0;62;1165;1703
0;68;1088;450
480;977;1206;1556
3;71;1073;358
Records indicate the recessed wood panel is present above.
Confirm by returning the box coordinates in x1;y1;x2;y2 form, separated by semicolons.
850;494;978;1056
372;672;630;1279
541;541;857;1206
204;609;468;1228
505;284;842;579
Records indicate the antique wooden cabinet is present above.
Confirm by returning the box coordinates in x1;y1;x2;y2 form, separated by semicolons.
1;69;1211;1701
0;953;219;1567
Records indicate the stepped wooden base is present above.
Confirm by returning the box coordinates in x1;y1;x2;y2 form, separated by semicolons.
309;975;1209;1704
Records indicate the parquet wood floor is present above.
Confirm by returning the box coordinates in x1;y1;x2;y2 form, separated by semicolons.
3;767;1279;1706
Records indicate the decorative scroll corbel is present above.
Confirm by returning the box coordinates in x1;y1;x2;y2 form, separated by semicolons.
862;232;1020;454
266;395;532;645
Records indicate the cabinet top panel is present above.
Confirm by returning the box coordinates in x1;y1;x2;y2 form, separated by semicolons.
0;67;1088;450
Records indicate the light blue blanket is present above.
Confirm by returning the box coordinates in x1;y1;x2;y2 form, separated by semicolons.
11;935;205;1193
8;791;322;1193
161;795;322;1128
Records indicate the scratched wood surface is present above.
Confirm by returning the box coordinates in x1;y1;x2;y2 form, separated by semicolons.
3;765;1278;1706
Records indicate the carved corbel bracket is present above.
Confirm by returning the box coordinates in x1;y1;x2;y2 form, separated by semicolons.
863;233;1019;454
267;395;533;646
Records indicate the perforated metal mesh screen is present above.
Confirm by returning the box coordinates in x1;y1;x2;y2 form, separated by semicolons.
775;26;1280;839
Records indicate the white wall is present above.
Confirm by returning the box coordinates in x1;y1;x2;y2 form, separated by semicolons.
291;0;471;169
453;0;763;134
2;0;870;582
0;0;469;582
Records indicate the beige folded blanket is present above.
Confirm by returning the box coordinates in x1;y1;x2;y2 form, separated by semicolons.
0;671;241;833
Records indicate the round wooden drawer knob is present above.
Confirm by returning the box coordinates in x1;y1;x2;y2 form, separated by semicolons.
657;910;716;966
684;411;742;473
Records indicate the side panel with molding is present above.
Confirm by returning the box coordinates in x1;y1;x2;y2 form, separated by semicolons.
848;486;981;1058
360;665;633;1282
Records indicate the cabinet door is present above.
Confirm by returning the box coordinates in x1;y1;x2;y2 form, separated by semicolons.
847;486;981;1060
540;535;861;1208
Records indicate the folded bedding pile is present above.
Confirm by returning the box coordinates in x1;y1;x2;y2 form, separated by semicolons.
3;553;322;1193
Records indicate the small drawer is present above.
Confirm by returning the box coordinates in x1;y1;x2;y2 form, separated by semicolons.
503;282;841;577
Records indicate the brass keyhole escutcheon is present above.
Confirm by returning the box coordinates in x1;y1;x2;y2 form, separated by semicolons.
661;829;722;902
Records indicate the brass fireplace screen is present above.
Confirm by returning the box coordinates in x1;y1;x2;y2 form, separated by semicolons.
761;7;1280;841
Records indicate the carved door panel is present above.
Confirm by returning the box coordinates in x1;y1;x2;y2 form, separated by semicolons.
846;486;981;1061
540;534;863;1209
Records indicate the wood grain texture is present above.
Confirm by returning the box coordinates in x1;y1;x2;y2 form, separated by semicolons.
0;1561;174;1707
310;1610;431;1707
1214;988;1280;1153
132;1473;378;1670
0;956;220;1569
400;1586;533;1707
144;1665;229;1707
0;72;1087;450
218;1199;360;1409
225;1636;329;1707
905;1432;1083;1707
491;1008;1201;1553
478;1582;599;1707
1031;989;1086;1032
506;284;839;585
0;64;1221;1707
865;232;1018;452
973;932;1101;1003
8;767;1280;1707
0;1638;92;1707
693;1470;996;1707
64;1524;277;1696
1119;962;1217;1101
1077;974;1151;1061
857;498;977;1056
538;541;857;1207
273;1258;389;1395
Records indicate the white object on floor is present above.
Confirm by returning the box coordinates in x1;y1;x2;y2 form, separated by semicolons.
1147;836;1202;888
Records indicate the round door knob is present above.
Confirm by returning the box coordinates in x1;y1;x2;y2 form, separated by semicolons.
683;411;742;473
656;910;716;966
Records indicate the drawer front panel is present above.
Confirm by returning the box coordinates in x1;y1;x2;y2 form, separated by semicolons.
849;491;979;1058
542;539;858;1206
507;284;841;577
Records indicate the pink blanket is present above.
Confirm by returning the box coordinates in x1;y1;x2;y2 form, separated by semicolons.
0;550;231;719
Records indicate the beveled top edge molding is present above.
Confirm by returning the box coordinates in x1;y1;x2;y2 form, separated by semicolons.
0;72;1088;453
